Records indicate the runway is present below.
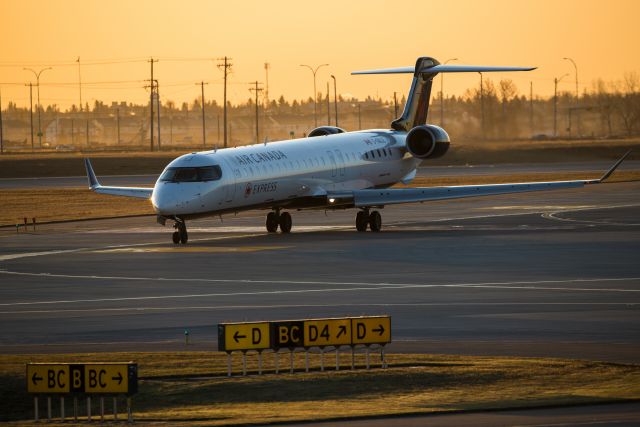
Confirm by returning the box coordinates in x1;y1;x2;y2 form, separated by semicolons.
1;175;639;363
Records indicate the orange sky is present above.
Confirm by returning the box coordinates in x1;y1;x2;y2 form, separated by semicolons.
1;0;638;110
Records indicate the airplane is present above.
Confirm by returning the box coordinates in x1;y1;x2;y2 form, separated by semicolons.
84;56;631;244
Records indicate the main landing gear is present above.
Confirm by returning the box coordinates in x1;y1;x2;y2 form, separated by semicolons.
172;220;188;244
266;209;292;233
356;209;382;232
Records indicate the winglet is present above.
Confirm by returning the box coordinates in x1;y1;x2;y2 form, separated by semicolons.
84;158;101;188
597;150;632;183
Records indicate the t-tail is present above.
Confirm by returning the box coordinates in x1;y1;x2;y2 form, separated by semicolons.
352;57;536;131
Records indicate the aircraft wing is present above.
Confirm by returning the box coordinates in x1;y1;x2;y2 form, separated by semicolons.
327;151;631;208
84;158;153;199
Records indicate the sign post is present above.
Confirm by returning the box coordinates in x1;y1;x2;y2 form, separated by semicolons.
27;362;137;421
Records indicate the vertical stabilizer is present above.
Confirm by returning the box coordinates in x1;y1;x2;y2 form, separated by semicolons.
391;57;439;131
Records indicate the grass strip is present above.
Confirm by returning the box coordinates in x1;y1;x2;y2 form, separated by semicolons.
1;352;639;425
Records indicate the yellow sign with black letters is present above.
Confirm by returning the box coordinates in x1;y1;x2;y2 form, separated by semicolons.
303;318;352;347
27;363;137;395
218;322;271;351
351;316;392;345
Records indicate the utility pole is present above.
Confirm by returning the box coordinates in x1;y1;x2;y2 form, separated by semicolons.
197;81;208;148
479;72;485;139
77;57;82;111
440;58;457;127
529;81;534;136
217;56;232;147
27;83;34;151
0;88;3;154
86;117;89;147
393;92;398;118
563;57;579;136
331;75;338;127
116;108;120;144
553;74;569;137
326;81;330;125
357;103;361;130
148;57;158;151
300;63;329;127
249;81;263;143
155;80;161;150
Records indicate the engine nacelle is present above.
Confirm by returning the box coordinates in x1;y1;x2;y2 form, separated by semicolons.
308;126;346;137
405;124;450;159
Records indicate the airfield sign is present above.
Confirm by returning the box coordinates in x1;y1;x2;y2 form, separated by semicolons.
27;364;72;394
218;322;271;351
351;316;391;345
303;318;352;347
26;363;137;395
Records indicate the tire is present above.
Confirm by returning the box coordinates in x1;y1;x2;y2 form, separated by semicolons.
356;211;368;232
279;212;292;233
179;227;188;244
369;211;382;232
266;212;279;232
172;231;180;244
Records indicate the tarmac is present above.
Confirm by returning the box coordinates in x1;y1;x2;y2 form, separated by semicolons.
0;174;638;363
1;164;639;426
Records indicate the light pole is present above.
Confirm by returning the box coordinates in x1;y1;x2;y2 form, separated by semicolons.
440;58;458;127
300;63;328;127
24;67;52;148
331;75;338;127
563;57;579;137
554;73;569;137
479;72;485;139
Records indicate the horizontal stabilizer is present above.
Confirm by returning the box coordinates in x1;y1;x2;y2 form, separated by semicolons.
352;64;536;75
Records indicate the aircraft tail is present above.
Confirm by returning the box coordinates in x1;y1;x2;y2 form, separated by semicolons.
352;57;536;131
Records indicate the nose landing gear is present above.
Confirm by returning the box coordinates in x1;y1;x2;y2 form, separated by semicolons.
172;220;188;244
356;209;382;232
266;209;292;233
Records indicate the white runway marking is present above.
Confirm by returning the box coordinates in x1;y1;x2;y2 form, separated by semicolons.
0;277;638;308
2;301;637;315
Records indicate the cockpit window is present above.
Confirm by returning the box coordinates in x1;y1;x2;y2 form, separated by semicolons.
160;165;223;182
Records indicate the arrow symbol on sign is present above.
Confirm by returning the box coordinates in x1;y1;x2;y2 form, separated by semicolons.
233;331;246;343
372;325;385;336
112;372;123;385
337;325;347;338
32;373;43;385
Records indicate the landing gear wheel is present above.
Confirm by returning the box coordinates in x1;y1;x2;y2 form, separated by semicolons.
279;212;292;233
266;212;279;233
179;228;188;244
369;211;382;232
356;211;368;232
178;223;188;244
172;231;180;244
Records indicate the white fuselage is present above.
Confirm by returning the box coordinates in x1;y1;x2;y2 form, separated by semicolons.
151;129;419;218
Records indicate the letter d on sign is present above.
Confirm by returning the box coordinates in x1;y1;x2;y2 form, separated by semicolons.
357;323;366;339
252;327;261;344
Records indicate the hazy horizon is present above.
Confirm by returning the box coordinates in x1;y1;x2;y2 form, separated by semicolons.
1;0;638;110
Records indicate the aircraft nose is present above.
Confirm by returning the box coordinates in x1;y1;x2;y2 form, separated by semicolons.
151;186;177;215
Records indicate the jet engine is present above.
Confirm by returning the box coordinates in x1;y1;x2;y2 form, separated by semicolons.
308;126;346;137
405;124;450;159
